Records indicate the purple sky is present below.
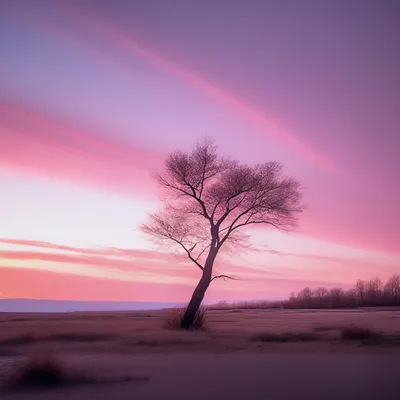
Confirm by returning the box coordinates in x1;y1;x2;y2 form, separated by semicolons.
0;0;399;302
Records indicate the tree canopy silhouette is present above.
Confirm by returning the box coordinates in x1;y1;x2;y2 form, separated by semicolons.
141;138;303;328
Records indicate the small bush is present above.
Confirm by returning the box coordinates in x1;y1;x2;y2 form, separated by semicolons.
250;331;319;343
341;325;382;341
4;355;149;392
164;307;207;331
7;357;70;389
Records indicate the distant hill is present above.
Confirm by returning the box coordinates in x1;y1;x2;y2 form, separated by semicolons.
0;299;184;313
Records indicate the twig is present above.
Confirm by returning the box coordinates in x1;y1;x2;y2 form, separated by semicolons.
211;274;235;282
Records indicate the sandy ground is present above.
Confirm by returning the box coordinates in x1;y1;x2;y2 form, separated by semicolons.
0;308;399;399
1;353;400;400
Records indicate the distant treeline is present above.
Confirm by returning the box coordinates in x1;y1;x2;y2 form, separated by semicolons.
212;274;400;310
284;275;400;309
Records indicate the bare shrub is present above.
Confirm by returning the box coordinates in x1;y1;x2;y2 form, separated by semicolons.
4;355;148;392
341;325;382;341
164;307;207;331
250;331;319;343
6;356;73;389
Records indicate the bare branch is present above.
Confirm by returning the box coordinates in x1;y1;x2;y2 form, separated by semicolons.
158;176;212;221
171;238;204;271
195;243;211;261
141;211;205;271
211;274;236;282
141;138;303;282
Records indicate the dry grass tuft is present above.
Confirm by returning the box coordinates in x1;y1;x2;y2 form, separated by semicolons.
44;333;114;342
340;325;382;341
250;331;319;343
164;307;208;331
6;356;75;389
3;355;148;392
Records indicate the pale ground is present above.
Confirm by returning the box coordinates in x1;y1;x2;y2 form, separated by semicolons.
0;308;400;399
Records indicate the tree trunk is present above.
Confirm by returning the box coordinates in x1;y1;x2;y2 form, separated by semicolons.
181;248;216;329
181;273;211;329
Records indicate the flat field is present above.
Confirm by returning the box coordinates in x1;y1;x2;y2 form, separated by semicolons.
0;308;399;399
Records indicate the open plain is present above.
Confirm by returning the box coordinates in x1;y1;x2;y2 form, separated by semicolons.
0;308;399;399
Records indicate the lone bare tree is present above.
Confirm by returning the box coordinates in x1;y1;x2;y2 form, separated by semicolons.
141;138;303;329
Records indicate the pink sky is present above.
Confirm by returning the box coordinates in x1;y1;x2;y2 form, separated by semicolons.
0;1;398;302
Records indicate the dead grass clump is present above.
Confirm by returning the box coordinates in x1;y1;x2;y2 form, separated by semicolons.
6;357;73;389
250;331;319;343
164;307;208;331
44;333;114;342
0;333;114;346
340;325;382;341
0;334;37;346
4;355;147;392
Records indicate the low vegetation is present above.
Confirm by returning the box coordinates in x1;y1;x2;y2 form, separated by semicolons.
210;301;275;310
4;356;90;390
0;308;398;359
340;325;382;341
0;334;37;346
3;355;148;392
0;333;115;346
164;307;208;331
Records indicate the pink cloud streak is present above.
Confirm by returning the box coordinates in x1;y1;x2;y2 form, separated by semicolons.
0;101;163;197
0;237;197;278
2;238;389;297
0;265;356;302
0;238;180;262
0;267;193;302
37;4;336;173
0;249;195;277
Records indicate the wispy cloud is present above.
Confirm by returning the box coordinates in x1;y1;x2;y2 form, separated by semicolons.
0;238;106;256
0;238;179;261
3;237;393;295
261;247;354;263
3;237;395;301
0;101;164;196
19;3;335;173
0;267;194;302
0;238;195;278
